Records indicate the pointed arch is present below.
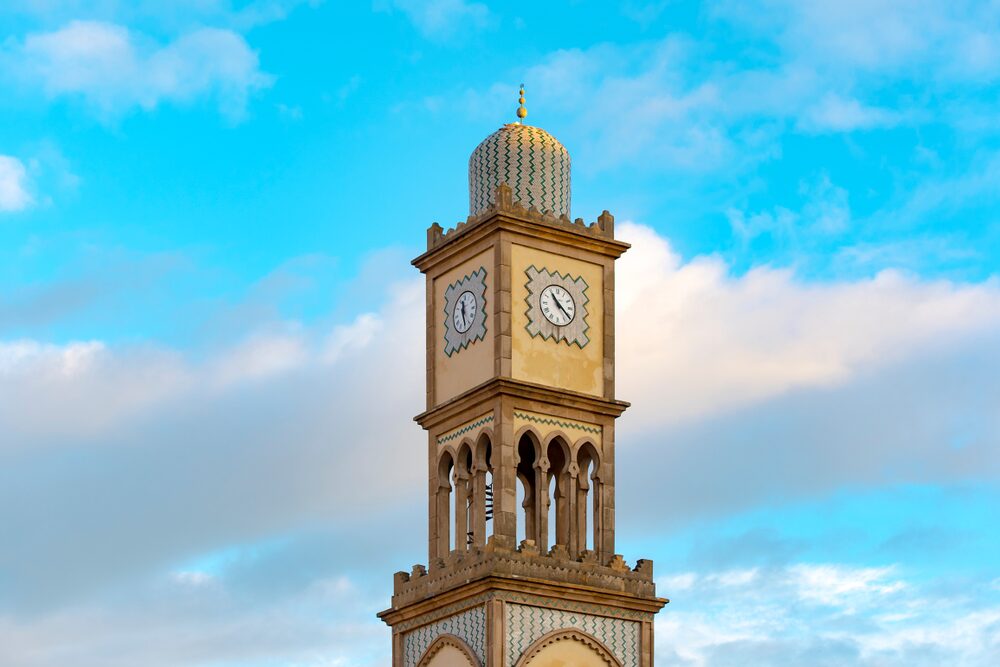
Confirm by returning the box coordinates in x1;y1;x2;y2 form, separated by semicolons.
513;425;542;464
515;428;542;546
544;433;572;551
416;633;481;667
469;431;494;547
575;439;602;555
513;629;622;667
473;429;494;470
435;450;455;558
454;441;474;551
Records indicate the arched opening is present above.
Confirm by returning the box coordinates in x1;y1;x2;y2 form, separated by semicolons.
516;432;539;546
482;437;494;543
417;633;482;667
454;442;473;551
436;451;454;558
466;432;493;548
576;442;601;556
546;436;569;551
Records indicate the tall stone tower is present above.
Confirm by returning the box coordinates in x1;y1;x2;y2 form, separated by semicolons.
379;89;667;667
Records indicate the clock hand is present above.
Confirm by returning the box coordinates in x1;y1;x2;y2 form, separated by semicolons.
554;298;570;319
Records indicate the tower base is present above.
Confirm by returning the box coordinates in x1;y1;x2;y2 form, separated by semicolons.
379;543;667;667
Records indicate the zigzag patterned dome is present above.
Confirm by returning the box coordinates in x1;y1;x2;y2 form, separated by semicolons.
468;122;571;218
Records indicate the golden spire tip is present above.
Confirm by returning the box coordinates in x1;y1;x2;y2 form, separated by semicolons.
516;83;527;122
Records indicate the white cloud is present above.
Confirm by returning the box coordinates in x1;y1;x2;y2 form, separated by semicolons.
0;228;998;663
790;564;905;607
209;329;309;388
657;561;999;667
616;222;1000;429
6;20;272;120
0;338;105;376
800;93;902;132
323;313;382;363
380;0;491;38
716;0;1000;81
0;155;33;212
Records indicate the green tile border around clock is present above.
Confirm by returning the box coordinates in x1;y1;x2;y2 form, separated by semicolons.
523;264;590;349
443;267;488;357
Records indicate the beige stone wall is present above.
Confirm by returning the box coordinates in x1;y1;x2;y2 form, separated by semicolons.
510;244;604;397
423;644;476;667
434;248;495;404
521;640;612;667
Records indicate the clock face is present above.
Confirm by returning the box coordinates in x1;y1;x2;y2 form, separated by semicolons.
539;284;576;326
453;290;477;333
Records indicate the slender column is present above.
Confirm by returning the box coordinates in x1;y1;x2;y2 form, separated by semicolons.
554;471;570;547
493;401;517;550
567;468;579;558
575;476;590;554
471;465;487;547
521;473;536;543
594;476;605;561
435;481;451;557
454;468;470;552
535;461;550;553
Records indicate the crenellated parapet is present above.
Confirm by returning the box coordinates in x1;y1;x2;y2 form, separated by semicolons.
391;539;657;609
427;184;616;251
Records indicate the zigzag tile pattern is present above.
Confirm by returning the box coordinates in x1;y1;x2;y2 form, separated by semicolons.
469;124;570;218
403;605;487;667
437;414;494;445
513;411;600;435
506;603;640;667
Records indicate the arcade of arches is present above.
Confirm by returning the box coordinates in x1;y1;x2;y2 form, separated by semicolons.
434;428;603;559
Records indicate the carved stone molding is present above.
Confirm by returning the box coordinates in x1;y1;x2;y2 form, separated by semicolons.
513;628;622;667
416;633;482;667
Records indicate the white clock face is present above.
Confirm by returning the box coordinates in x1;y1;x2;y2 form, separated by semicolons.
539;284;576;326
453;290;477;333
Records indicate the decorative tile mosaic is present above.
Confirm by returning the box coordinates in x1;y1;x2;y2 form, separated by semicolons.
403;605;487;667
443;268;488;357
506;603;640;667
437;414;494;446
524;265;590;348
514;411;600;435
469;124;571;218
498;592;651;623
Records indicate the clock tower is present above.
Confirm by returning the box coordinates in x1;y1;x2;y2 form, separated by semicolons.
378;89;667;667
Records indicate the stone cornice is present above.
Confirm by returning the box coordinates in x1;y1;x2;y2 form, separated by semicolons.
415;377;629;431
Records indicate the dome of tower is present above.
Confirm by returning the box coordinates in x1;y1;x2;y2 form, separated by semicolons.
468;88;571;218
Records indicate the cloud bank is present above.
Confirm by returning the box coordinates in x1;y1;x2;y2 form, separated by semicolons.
1;224;998;664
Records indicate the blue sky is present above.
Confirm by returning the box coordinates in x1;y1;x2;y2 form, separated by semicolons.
1;2;999;666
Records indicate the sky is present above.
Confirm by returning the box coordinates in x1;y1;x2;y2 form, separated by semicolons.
1;1;999;665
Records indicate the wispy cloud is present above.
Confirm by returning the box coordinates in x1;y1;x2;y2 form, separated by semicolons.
658;561;1000;667
2;20;273;121
0;155;33;212
798;93;903;133
378;0;491;39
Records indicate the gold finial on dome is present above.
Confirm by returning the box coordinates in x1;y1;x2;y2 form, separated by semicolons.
516;83;527;123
